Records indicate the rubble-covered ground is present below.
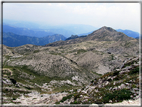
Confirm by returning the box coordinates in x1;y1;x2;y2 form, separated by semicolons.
56;57;140;105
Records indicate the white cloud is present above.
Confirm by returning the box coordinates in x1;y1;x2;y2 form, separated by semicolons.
3;3;140;33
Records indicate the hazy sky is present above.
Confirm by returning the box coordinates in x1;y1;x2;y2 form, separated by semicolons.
3;3;140;33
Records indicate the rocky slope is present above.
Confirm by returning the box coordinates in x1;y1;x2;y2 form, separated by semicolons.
2;26;140;105
56;57;140;105
2;55;140;105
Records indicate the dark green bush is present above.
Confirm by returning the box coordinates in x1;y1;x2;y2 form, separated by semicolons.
77;49;87;54
114;74;124;81
33;50;40;53
129;66;139;75
74;93;81;100
102;89;132;103
60;94;73;102
113;71;120;76
71;101;79;104
12;98;16;100
122;60;137;68
95;99;103;104
110;54;114;60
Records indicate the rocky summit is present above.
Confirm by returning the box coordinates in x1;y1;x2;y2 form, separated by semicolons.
2;26;140;105
45;26;134;47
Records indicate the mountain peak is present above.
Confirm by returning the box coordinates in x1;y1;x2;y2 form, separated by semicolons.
45;26;135;47
87;26;134;41
98;26;117;32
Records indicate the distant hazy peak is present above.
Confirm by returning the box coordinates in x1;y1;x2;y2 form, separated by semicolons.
97;26;117;32
86;26;135;41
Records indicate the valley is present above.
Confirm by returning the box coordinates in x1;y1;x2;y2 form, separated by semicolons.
2;26;140;105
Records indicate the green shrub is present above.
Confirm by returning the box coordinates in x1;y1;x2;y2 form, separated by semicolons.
71;101;79;104
95;99;103;104
113;71;120;76
122;60;137;68
33;50;40;53
60;94;73;102
109;54;114;60
114;75;122;81
102;89;132;103
77;49;87;54
12;98;16;100
74;93;80;100
129;66;139;75
131;84;137;88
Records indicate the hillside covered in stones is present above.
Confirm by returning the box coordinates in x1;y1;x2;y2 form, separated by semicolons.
2;26;140;105
56;57;140;105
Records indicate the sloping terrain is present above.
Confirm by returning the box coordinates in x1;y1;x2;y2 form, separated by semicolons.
57;57;140;104
2;26;140;105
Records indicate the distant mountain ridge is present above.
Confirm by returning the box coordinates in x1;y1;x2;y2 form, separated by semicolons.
45;26;135;47
66;35;87;40
3;21;97;37
3;19;140;38
116;29;139;38
3;32;66;47
3;19;97;33
3;22;139;47
3;24;69;38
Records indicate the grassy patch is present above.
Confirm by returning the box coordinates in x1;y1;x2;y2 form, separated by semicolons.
3;65;62;86
77;49;87;54
3;65;81;94
60;94;73;102
33;50;40;53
